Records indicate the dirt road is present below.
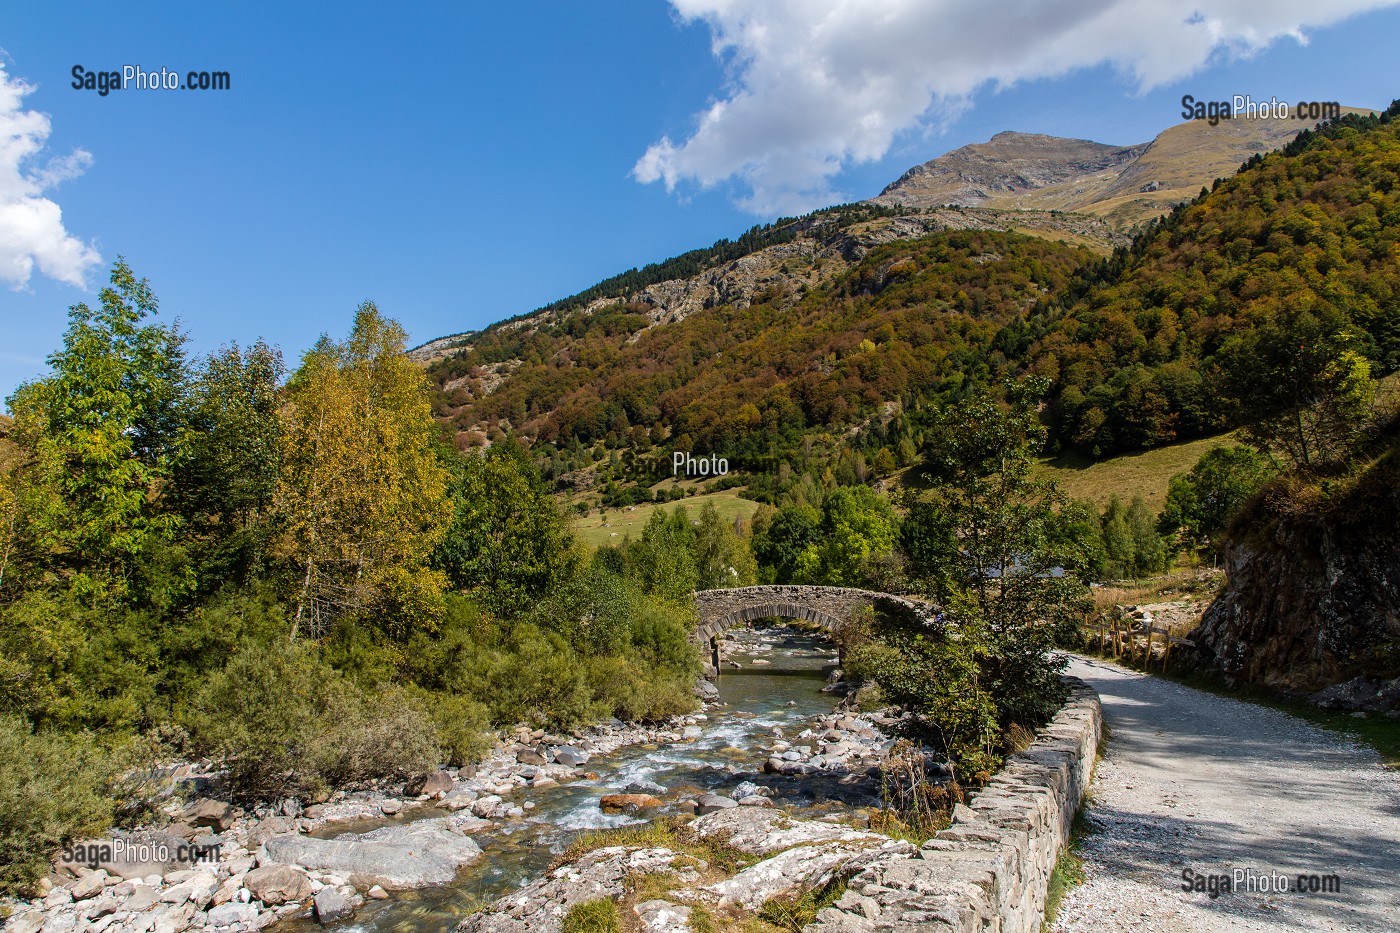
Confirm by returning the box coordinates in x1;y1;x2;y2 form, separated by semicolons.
1053;655;1400;932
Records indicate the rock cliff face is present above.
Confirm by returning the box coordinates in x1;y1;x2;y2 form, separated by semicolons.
1190;449;1400;691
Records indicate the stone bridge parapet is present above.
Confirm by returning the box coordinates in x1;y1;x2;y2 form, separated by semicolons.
692;585;941;677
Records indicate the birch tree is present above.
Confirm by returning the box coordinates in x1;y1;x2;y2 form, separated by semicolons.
278;304;450;639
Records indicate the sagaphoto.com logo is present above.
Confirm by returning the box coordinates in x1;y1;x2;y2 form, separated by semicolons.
72;64;230;97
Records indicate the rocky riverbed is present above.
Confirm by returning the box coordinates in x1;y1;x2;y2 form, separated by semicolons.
3;626;909;933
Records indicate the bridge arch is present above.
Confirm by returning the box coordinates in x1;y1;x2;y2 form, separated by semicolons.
692;584;939;678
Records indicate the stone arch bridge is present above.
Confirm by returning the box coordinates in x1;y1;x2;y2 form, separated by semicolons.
692;585;940;678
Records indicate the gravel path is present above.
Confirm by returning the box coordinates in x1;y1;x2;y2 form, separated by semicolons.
1052;655;1400;933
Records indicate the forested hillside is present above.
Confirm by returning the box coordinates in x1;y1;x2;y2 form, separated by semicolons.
425;102;1400;507
1036;108;1400;456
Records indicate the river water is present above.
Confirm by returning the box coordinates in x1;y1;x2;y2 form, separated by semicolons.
293;626;845;933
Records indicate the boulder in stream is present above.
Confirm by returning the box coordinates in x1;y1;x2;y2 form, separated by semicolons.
599;794;663;812
261;819;482;889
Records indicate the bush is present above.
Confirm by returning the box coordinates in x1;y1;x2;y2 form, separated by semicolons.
420;691;494;767
448;622;605;729
307;683;440;787
585;655;696;723
182;641;324;801
183;642;441;801
0;716;114;896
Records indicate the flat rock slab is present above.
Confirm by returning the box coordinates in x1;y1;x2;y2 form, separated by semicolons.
691;807;884;855
457;846;688;933
67;831;208;880
708;840;911;910
262;818;482;889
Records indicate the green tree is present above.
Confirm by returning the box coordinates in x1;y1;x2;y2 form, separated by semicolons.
793;486;897;587
1125;496;1167;576
435;437;577;617
277;303;450;640
1223;306;1378;470
898;379;1087;746
1100;497;1134;578
751;503;820;584
1160;445;1278;554
693;500;756;590
625;506;697;604
175;340;285;582
5;260;187;602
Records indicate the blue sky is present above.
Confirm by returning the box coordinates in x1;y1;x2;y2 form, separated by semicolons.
2;1;1399;399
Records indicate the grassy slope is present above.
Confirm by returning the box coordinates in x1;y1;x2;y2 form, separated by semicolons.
570;487;760;550
1033;432;1237;513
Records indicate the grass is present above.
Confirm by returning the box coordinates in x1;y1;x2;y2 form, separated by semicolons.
1033;432;1237;513
571;487;761;550
558;816;753;875
1087;567;1224;616
757;878;848;931
1042;804;1094;931
561;898;622;933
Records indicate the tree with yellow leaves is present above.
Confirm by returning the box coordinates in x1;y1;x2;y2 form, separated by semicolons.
278;303;450;641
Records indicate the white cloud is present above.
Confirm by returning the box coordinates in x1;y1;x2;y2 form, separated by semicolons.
0;61;101;289
635;0;1399;215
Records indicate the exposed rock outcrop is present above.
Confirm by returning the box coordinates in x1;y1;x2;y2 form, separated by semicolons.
1190;452;1400;692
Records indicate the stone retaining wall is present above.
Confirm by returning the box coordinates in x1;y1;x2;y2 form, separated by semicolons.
807;677;1103;932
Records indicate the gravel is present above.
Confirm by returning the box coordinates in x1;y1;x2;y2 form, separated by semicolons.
1052;655;1400;933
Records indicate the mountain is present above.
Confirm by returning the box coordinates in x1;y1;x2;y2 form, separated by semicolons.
418;103;1399;509
874;110;1379;228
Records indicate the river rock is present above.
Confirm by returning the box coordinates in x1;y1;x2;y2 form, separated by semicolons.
624;780;666;796
763;757;808;776
208;901;260;927
249;815;299;847
261;818;483;889
635;899;692;932
70;869;107;900
457;846;691;933
180;798;236;833
694;794;738;814
552;746;589;767
708;842;882;910
599;793;664;811
244;864;312;905
313;886;356;922
441;790;478;811
125;884;160;910
405;771;455;798
83;830;204;880
471;794;504;818
515;749;548;766
3;911;44;933
692;808;885;856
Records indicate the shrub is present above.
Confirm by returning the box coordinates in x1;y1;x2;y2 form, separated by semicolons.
184;642;440;801
307;683;441;787
419;690;494;767
0;716;114;895
182;640;324;801
448;622;604;729
585;655;696;723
